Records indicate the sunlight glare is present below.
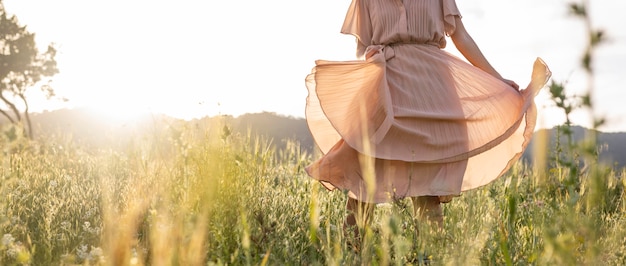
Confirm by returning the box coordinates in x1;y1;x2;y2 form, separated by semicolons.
82;101;152;125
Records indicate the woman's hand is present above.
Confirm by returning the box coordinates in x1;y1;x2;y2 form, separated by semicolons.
500;78;520;91
365;47;380;59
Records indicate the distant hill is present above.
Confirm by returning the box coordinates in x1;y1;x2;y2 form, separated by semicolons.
3;109;625;168
227;112;314;153
1;108;316;153
525;126;626;169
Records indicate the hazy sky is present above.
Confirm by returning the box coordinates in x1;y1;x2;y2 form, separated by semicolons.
3;0;626;132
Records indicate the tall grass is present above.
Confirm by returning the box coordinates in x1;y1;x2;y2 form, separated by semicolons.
1;114;625;265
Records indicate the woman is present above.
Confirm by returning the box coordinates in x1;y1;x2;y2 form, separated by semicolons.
304;0;550;237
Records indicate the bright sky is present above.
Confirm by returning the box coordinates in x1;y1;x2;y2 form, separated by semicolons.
3;0;626;132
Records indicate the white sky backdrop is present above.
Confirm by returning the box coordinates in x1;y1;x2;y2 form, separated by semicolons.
4;0;626;132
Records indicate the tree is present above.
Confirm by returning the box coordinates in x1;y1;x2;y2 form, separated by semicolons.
0;1;59;139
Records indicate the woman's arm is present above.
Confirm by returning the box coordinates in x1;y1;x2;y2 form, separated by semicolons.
449;16;519;90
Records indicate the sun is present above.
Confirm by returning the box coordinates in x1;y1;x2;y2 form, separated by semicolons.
82;103;152;125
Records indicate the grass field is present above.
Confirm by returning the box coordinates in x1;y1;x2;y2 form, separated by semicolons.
3;1;621;264
1;117;624;265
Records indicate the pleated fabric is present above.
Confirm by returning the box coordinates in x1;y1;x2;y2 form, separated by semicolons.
304;0;551;203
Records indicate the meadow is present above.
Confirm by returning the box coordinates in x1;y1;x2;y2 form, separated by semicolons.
2;1;624;265
0;115;625;265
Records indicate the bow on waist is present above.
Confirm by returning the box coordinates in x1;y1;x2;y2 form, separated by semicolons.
365;45;395;61
365;42;440;61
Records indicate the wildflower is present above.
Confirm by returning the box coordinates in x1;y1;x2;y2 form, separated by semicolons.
60;221;71;230
88;246;103;262
77;244;89;260
84;208;96;219
77;245;103;262
2;234;15;246
6;247;18;258
83;221;91;231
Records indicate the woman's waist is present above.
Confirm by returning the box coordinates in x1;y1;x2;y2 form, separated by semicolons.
366;42;441;61
384;41;441;47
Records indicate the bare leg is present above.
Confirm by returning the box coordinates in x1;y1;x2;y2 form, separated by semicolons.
344;197;375;245
411;196;443;228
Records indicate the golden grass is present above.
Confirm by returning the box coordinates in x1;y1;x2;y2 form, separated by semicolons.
1;118;624;265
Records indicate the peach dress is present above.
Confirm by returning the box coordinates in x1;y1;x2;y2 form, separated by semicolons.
304;0;551;203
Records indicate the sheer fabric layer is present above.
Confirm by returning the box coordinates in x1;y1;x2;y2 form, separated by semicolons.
305;46;550;203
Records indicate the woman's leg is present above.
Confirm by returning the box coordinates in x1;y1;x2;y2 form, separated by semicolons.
344;197;375;241
411;196;443;228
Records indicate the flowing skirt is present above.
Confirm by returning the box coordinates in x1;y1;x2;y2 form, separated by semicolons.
305;44;551;203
